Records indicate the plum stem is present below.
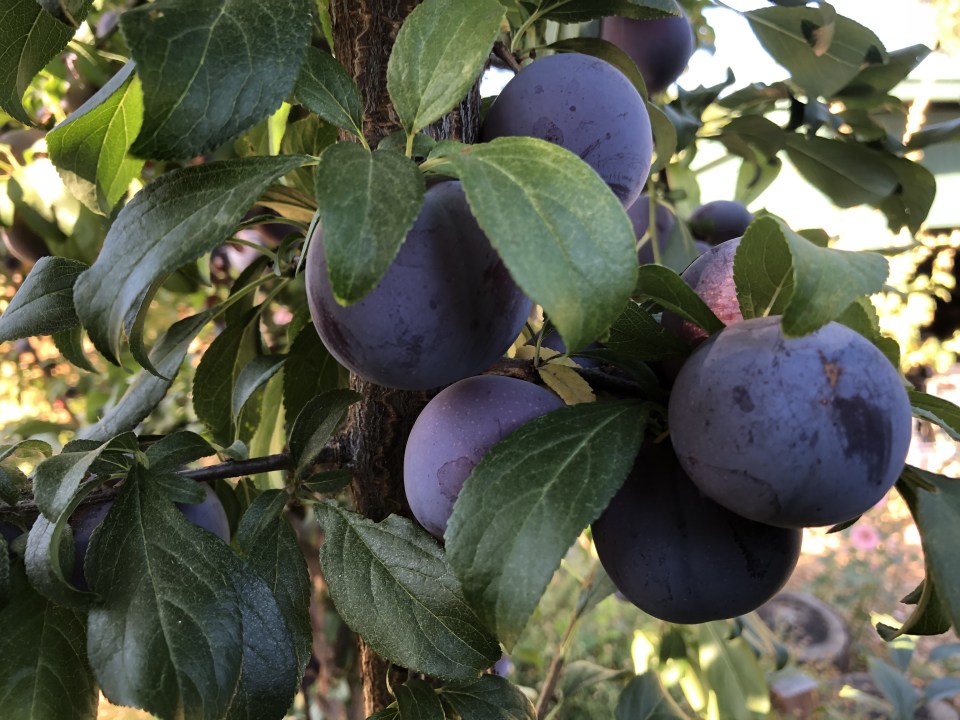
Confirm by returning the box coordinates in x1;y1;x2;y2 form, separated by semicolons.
510;0;572;52
491;41;522;74
649;192;662;266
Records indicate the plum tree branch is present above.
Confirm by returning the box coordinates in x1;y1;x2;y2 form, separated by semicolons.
491;41;522;74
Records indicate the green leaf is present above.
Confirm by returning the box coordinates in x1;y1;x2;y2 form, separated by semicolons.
236;489;288;551
634;265;724;334
604;301;691;362
868;657;917;720
396;679;445;720
288;389;361;478
447;401;647;649
569;349;663;404
733;217;888;337
223;549;299;720
193;308;261;442
615;671;690;720
784;134;899;209
242;513;313;682
0;257;87;343
145;430;217;472
745;7;887;98
0;0;89;125
233;355;288;424
877;569;952;640
292;46;365;140
0;568;98;720
247;372;287;490
24;477;111;608
874;154;936;236
52;325;96;372
46;61;144;216
74;156;304;365
377;130;437;157
647;102;678;174
79;308;215;441
371;706;401;720
735;151;782;208
720;115;786;158
33;431;136;521
281;115;338;196
699;621;770;720
283;322;344;429
155;472;207;504
441;675;536;720
387;0;505;137
910;391;960;441
314;502;501;680
85;464;244;718
314;143;426;304
545;38;647;99
302;468;353;493
449;137;636;352
564;661;631;701
897;467;960;633
120;0;311;160
836;44;931;101
540;0;680;23
905;118;960;150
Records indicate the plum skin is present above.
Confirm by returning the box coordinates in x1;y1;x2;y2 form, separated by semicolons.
668;316;913;529
69;482;230;591
690;201;753;246
593;440;801;624
481;53;652;208
306;181;531;391
404;375;564;538
600;12;695;96
662;236;743;347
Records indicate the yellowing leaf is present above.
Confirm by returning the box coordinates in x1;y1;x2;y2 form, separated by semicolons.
538;365;595;405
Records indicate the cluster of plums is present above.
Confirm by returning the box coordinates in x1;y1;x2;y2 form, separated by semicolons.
400;236;912;625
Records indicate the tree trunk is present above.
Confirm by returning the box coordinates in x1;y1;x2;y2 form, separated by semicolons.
328;1;482;714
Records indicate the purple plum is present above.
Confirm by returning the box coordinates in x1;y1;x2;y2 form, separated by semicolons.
306;181;532;390
593;440;801;624
404;376;564;538
481;53;652;208
669;316;913;528
600;11;695;96
689;201;753;246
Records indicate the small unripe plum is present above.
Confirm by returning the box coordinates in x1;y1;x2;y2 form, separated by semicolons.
2;212;51;265
593;441;801;624
306;182;531;390
600;12;695;96
662;237;743;347
689;201;753;246
628;194;675;266
404;375;564;538
69;482;230;590
669;316;913;529
525;330;600;368
481;53;652;208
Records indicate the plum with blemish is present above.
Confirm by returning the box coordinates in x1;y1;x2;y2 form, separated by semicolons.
306;181;531;390
689;200;753;246
593;440;801;623
668;316;912;528
600;11;695;96
481;53;653;208
662;236;743;347
404;375;564;538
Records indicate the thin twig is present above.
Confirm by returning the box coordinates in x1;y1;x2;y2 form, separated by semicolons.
179;452;294;481
491;41;522;74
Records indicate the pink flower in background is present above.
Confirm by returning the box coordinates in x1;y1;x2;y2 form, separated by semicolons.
850;523;880;551
273;308;293;325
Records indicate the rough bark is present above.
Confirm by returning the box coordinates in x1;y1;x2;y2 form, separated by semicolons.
328;0;482;714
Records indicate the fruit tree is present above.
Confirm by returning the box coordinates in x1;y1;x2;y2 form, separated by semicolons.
0;0;957;719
